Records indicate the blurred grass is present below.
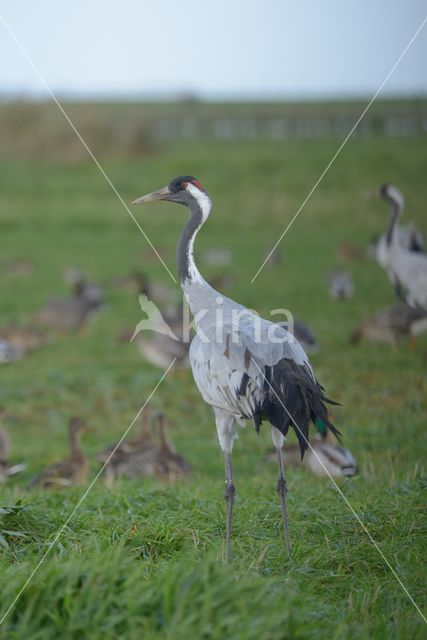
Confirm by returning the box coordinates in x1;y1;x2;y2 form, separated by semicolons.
0;101;426;639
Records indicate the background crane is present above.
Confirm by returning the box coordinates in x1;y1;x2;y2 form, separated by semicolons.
377;184;427;309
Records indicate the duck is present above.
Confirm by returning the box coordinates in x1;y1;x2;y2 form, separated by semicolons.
292;319;319;355
96;408;156;464
3;258;34;277
98;412;190;484
131;297;190;369
0;408;26;484
35;270;105;332
98;437;159;484
0;324;49;356
262;245;282;267
64;269;105;311
276;319;318;355
96;409;158;486
0;339;23;363
327;270;354;299
116;273;178;305
281;436;357;478
267;417;357;479
29;417;90;488
154;413;191;481
350;303;427;346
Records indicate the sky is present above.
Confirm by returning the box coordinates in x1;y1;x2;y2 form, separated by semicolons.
0;0;426;100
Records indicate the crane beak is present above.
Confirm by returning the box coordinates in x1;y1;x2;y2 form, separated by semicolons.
132;186;171;205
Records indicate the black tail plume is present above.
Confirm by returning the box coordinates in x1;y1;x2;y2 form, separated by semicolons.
261;358;340;459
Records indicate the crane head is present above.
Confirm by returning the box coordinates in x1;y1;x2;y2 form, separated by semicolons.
379;184;404;210
132;176;209;207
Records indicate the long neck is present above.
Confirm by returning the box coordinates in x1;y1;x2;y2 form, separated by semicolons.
177;199;207;287
385;196;402;247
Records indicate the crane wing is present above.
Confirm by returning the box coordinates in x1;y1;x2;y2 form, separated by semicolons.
190;316;337;457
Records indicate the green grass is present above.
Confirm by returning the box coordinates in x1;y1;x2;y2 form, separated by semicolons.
0;103;426;639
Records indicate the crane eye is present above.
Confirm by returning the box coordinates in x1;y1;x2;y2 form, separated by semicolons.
181;182;188;189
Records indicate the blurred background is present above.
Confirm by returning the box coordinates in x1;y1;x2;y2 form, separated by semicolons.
0;2;426;638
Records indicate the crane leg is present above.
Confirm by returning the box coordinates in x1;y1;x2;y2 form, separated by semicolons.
271;426;290;556
276;445;291;556
224;451;235;563
214;408;237;563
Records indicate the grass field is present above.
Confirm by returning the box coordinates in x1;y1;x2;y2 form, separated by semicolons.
0;102;426;639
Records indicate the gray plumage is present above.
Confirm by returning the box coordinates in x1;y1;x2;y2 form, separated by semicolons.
378;185;427;309
133;176;338;560
0;340;23;363
327;270;354;299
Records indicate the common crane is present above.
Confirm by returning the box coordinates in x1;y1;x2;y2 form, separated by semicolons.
133;176;338;561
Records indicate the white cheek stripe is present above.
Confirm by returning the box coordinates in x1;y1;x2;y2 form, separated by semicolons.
186;182;212;220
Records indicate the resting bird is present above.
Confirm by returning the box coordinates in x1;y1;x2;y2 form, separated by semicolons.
96;407;154;464
29;417;89;488
35;271;105;332
291;319;318;355
0;325;48;356
154;413;191;481
97;412;190;484
278;437;357;478
133;176;338;561
376;184;427;309
268;417;356;479
0;340;23;363
0;408;26;484
350;303;427;346
327;270;354;299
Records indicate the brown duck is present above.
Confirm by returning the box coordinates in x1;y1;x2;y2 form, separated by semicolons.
350;303;427;347
154;414;191;482
30;417;89;488
0;324;48;355
98;412;190;484
34;270;105;333
96;408;158;461
0;407;26;484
